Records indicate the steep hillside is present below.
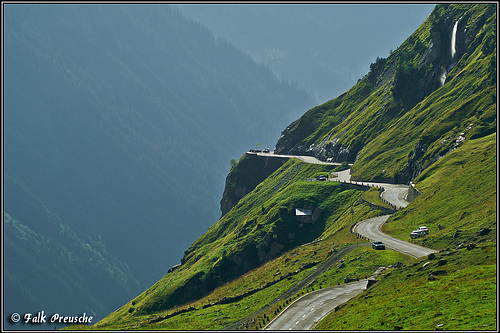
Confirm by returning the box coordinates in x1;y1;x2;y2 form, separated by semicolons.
3;4;312;327
80;3;495;330
276;4;496;184
383;132;496;250
315;133;496;330
83;132;496;331
95;158;377;326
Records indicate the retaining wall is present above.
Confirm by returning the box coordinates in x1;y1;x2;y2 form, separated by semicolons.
406;184;422;202
359;198;397;215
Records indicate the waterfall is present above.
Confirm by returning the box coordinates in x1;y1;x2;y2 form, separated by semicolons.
442;17;463;87
451;21;458;59
440;69;447;86
451;18;461;59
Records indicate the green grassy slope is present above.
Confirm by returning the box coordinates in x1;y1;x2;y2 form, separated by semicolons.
88;129;496;330
67;175;403;330
354;41;496;182
314;243;496;331
73;237;409;330
382;133;496;248
314;133;496;331
94;158;376;326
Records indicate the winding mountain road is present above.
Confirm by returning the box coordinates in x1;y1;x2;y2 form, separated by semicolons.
352;215;437;258
256;152;409;208
253;153;437;330
331;168;435;257
331;169;410;209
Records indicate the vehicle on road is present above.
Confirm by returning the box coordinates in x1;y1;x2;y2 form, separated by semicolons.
418;226;429;235
316;175;327;181
372;241;385;250
263;148;270;153
410;230;426;239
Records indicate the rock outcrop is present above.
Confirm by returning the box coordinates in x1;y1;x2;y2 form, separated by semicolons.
220;153;288;216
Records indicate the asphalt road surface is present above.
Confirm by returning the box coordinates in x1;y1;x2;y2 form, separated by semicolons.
255;151;344;165
353;215;438;258
264;280;368;331
332;169;410;209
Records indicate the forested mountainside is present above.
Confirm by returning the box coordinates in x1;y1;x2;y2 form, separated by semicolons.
176;4;435;104
3;4;312;328
87;3;496;330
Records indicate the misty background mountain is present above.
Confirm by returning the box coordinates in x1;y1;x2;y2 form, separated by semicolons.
3;3;433;329
3;4;312;328
176;4;435;104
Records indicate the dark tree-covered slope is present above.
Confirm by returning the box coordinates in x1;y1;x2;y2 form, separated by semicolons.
3;4;312;327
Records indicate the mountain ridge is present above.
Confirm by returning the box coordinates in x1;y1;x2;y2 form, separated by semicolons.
275;3;496;184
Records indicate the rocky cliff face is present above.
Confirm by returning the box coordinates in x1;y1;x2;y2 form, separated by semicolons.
220;153;288;216
274;95;363;163
401;5;497;182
